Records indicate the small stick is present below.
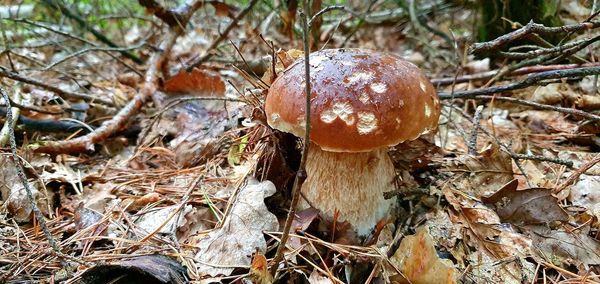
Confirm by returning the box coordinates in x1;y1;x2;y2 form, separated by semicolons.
470;20;600;54
438;66;600;100
467;105;484;155
0;87;64;264
0;67;115;106
554;156;600;194
269;1;312;278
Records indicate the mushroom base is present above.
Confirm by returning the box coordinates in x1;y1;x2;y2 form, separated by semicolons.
301;143;397;237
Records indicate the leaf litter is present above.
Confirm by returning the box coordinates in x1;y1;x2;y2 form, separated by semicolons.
1;1;600;283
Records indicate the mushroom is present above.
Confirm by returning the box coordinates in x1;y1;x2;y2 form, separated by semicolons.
265;48;440;236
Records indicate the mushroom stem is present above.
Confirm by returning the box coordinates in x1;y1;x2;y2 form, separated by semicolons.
301;143;397;236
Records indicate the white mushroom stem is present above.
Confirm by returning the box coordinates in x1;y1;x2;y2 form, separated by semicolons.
300;143;397;236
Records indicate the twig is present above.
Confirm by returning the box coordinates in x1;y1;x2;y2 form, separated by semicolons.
308;5;359;27
467;105;484;155
29;1;205;155
438;66;600;100
40;0;143;64
511;154;573;167
0;67;115;106
0;107;90;134
554;156;600;194
470;20;600;54
0;87;64;264
270;1;312;278
431;62;600;86
184;0;259;71
465;95;600;122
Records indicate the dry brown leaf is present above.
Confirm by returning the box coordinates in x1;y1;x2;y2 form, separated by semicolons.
248;252;273;284
482;179;568;225
390;228;457;284
453;143;514;197
195;179;278;277
530;228;600;267
163;68;225;97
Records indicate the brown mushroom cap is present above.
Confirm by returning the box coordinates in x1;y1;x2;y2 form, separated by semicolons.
265;48;440;152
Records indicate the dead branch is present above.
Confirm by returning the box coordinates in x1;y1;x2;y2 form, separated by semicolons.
470;20;600;54
29;1;206;155
431;62;600;86
438;66;600;100
184;0;259;72
0;87;64;264
0;67;115;106
0;107;90;133
40;0;143;64
555;156;600;194
270;1;313;278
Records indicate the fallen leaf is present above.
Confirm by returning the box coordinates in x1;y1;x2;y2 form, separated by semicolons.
389;228;458;284
195;179;279;277
163;68;225;97
452;143;514;197
482;179;568;225
248;252;273;284
308;270;334;284
529;228;600;267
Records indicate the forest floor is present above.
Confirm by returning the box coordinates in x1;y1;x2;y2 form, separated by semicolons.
1;1;600;283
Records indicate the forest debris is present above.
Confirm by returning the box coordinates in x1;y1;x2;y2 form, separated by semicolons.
135;205;212;241
248;252;273;284
195;179;278;277
79;255;188;284
451;143;514;197
388;228;457;284
530;228;600;267
4;183;45;223
163;68;225;97
308;270;334;284
482;180;568;225
569;174;600;210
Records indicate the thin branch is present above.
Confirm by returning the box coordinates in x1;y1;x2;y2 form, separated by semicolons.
270;1;312;278
470;20;600;54
431;62;600;86
467;105;483;155
438;66;600;100
0;87;64;264
308;5;359;27
184;0;259;71
40;0;143;64
0;67;115;106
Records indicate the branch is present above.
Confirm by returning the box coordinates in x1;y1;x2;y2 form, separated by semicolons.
438;66;600;99
431;62;600;86
270;1;312;278
0;87;64;264
0;107;90;133
470;20;600;54
40;0;143;64
29;1;205;155
0;67;115;106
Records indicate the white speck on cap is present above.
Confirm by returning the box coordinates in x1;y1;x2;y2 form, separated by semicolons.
271;113;280;122
357;112;378;134
419;80;427;92
320;101;355;126
359;93;371;104
370;82;387;93
344;72;374;86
